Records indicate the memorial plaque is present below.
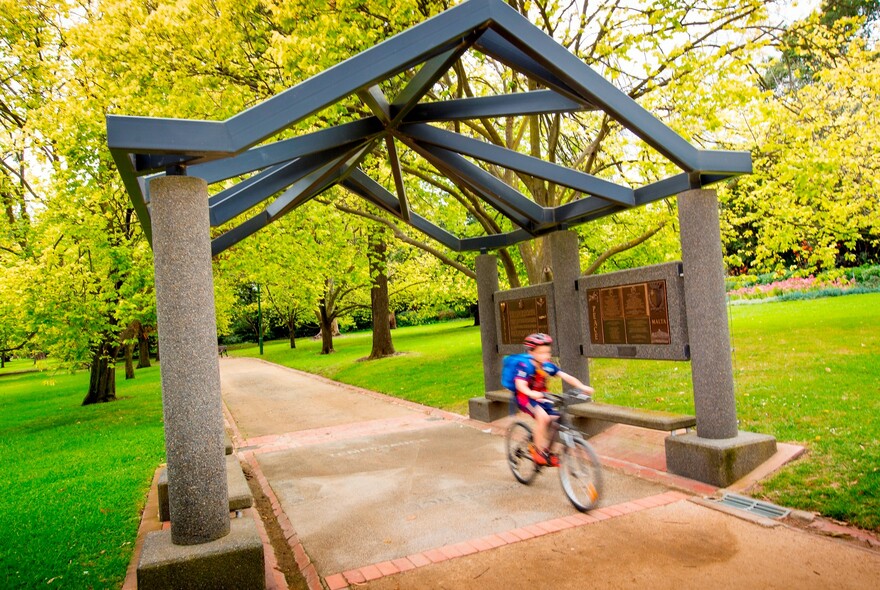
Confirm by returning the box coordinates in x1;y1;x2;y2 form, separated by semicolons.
579;261;687;360
499;296;549;345
587;280;670;346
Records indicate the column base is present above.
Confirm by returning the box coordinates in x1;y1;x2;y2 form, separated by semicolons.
158;455;253;522
665;431;777;487
137;516;264;590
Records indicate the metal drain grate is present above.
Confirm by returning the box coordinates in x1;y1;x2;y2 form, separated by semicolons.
717;493;790;519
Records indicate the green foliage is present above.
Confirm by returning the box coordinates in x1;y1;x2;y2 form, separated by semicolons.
721;16;880;274
0;366;165;588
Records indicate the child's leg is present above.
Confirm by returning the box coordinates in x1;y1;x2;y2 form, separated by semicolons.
532;405;552;451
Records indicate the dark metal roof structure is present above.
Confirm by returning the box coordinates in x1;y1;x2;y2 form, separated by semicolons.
106;0;751;256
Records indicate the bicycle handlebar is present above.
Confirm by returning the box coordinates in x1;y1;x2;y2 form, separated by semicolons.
544;389;592;404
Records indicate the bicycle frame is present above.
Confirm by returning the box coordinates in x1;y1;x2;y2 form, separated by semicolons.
504;388;603;511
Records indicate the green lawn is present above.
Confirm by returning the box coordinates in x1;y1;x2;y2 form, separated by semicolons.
0;366;165;589
239;293;880;531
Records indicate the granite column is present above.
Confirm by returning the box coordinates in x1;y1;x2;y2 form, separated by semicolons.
151;175;229;545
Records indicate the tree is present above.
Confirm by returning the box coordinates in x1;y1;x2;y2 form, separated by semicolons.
721;19;880;273
368;228;395;358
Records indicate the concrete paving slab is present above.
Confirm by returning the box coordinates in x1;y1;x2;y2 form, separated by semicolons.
254;419;667;574
220;357;419;439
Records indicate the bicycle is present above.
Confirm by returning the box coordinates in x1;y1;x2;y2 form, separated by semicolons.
505;389;604;512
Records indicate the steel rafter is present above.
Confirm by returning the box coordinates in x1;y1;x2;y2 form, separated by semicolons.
107;0;751;255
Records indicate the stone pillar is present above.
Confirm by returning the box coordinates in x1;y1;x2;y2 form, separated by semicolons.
475;254;501;393
666;188;776;487
151;175;229;545
677;189;738;439
548;230;589;384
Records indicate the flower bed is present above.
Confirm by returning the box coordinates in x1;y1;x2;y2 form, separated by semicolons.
728;275;852;300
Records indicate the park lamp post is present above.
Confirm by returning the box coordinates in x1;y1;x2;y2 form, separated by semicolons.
253;283;263;355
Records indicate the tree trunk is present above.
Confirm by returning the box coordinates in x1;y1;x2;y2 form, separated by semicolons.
368;234;395;359
82;341;117;405
124;343;135;379
288;324;296;349
137;331;151;368
318;301;335;354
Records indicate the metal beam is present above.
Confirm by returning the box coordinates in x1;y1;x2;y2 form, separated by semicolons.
406;139;547;226
390;40;474;125
188;117;384;184
342;172;463;251
223;1;495;150
111;149;153;243
111;0;753;257
473;28;584;104
344;169;402;217
106;115;233;155
211;212;270;257
384;136;410;222
404;90;592;122
460;229;533;251
401;123;634;206
207;147;352;227
266;144;373;220
486;1;704;171
357;86;392;124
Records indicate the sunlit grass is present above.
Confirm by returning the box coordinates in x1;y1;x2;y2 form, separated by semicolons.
0;366;165;589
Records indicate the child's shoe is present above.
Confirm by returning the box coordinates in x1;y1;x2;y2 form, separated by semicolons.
547;452;560;467
529;443;549;466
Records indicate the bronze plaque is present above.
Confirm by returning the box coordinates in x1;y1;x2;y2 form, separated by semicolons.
587;280;670;346
499;296;549;345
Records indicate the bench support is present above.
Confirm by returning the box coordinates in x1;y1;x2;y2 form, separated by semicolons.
468;396;510;423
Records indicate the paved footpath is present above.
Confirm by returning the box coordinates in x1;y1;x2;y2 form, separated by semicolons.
216;357;880;590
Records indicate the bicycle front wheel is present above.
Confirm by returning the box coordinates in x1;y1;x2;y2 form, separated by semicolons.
506;421;539;484
559;438;603;511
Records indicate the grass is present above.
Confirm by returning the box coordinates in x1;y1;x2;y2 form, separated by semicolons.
0;366;165;589
250;321;485;416
237;294;880;531
0;358;54;376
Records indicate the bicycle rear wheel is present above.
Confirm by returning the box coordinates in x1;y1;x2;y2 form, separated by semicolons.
506;421;539;484
559;438;603;511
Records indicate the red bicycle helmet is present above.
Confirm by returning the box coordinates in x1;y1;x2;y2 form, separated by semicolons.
523;333;553;349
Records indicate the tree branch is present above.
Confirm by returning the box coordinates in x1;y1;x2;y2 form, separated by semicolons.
327;201;478;280
583;219;669;275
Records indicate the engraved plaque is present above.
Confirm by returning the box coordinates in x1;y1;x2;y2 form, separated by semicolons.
586;280;670;346
579;261;688;361
498;296;549;345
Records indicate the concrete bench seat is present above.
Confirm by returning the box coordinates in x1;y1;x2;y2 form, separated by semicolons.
158;454;253;522
567;401;695;432
485;389;514;403
470;390;695;435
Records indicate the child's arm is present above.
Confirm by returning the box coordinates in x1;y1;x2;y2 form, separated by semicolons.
557;371;595;395
515;378;547;401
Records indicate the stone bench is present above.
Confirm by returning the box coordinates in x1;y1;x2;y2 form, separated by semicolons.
158;453;252;522
469;390;696;437
567;401;695;437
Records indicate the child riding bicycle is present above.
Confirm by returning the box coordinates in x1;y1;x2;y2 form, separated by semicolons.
506;333;594;467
